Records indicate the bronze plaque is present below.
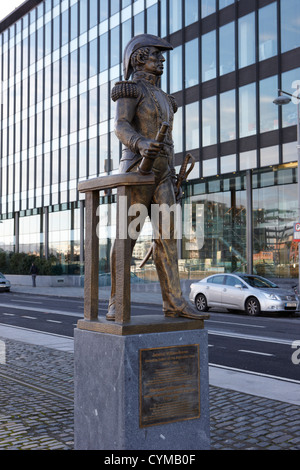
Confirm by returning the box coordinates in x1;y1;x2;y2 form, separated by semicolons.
139;344;200;428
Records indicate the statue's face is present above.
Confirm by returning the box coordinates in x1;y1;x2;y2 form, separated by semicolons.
142;47;165;76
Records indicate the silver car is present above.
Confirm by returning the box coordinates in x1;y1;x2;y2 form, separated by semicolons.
0;273;10;292
189;273;299;316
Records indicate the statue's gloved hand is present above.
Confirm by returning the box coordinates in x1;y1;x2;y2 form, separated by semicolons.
137;138;166;159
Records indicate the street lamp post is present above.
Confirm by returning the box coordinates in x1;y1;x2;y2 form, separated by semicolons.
273;87;300;293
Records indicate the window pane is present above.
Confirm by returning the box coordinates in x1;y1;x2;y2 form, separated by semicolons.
89;88;98;127
80;0;88;34
89;38;98;77
202;96;217;146
70;3;78;41
259;3;277;61
281;0;300;53
186;102;199;150
170;45;182;94
79;44;87;82
281;68;300;127
100;33;108;72
53;15;60;51
185;39;198;88
185;0;198;26
110;26;120;67
219;0;234;9
100;0;108;22
146;4;158;35
111;0;120;16
37;27;44;61
221;154;236;173
70;50;78;86
170;0;182;34
173;106;182;153
260;146;279;167
259;76;278;133
220;89;236;142
45;21;51;56
202;0;216;18
219;22;235;75
61;55;69;91
202;31;216;81
89;0;98;29
134;12;144;36
62;9;69;46
238;13;255;68
239;83;256;137
240;150;257;170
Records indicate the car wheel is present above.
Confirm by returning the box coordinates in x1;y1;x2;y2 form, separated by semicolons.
195;294;208;312
245;297;260;316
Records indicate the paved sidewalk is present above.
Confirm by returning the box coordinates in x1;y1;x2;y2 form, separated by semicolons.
0;285;299;450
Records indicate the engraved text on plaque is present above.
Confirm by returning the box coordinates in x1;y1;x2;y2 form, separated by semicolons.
139;344;200;427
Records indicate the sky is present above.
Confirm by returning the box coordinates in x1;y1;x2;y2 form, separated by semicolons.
0;0;25;21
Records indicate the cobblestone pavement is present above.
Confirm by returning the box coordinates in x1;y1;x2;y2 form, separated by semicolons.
0;337;299;450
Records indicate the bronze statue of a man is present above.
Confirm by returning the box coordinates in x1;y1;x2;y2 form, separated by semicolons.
107;34;199;320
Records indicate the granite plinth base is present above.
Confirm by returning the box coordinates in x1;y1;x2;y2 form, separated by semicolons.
74;319;210;450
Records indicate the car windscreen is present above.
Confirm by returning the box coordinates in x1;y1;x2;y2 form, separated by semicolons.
239;276;278;288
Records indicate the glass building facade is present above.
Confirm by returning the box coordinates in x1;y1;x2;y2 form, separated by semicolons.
0;0;299;280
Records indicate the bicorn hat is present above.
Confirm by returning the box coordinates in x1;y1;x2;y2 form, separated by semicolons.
123;34;173;80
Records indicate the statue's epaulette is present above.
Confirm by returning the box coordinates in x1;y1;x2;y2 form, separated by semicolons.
111;81;138;102
168;95;178;113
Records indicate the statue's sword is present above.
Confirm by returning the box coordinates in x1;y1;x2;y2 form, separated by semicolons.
139;153;195;268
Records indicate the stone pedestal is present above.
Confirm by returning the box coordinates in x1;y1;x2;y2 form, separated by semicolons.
74;316;210;450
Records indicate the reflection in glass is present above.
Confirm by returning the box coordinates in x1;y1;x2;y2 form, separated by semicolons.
260;146;279;167
53;15;60;51
70;3;78;41
185;39;198;88
173;107;182;154
238;13;255;68
79;45;88;82
100;0;108;22
70;50;78;87
170;0;182;34
259;3;277;61
221;154;236;173
110;26;120;67
90;0;98;29
202;96;217;147
80;0;88;35
239;83;256;137
203;158;217;177
122;19;132;53
89;38;98;77
185;0;198;26
219;22;235;76
186;102;199;151
281;68;300;128
201;0;216;18
220;89;236;142
253;169;298;278
240;150;256;170
281;0;300;53
202;31;216;82
147;4;158;36
219;0;234;9
259;76;278;133
170;46;182;94
62;9;69;46
134;12;144;36
282;141;297;163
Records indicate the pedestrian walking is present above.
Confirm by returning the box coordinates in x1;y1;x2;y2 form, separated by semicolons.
30;262;38;287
